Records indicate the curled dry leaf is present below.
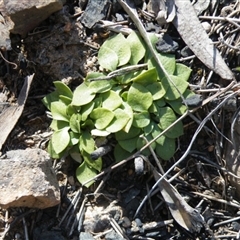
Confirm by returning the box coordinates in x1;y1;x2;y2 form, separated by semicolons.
147;0;176;25
173;0;234;80
153;169;205;232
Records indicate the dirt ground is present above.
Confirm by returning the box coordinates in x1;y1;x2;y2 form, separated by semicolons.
1;0;240;239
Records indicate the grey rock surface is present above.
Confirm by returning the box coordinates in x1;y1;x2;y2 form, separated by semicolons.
2;0;65;36
0;148;60;209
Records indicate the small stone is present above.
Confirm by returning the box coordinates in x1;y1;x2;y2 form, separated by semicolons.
115;13;125;22
201;21;211;33
0;148;60;209
134;157;144;175
155;34;178;53
180;46;194;58
79;232;94;240
105;230;125;240
2;0;65;36
135;218;142;227
184;94;203;108
80;0;110;28
122;216;131;228
231;222;240;231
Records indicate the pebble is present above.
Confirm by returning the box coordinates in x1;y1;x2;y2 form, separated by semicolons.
105;230;125;240
201;21;211;33
156;34;179;53
79;232;94;240
121;216;131;228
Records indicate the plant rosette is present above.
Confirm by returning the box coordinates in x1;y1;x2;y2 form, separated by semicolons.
43;32;195;187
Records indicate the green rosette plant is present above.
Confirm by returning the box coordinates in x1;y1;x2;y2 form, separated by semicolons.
43;32;195;186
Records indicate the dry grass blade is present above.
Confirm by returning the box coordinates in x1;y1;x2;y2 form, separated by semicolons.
173;0;234;80
0;74;34;151
152;168;204;233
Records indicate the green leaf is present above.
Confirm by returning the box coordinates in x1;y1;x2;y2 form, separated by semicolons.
67;105;79;116
155;98;166;107
76;161;97;187
149;103;158;113
148;53;176;79
115;126;140;141
143;121;155;136
114;144;132;162
121;91;128;101
127;83;153;112
127;31;146;65
81;101;95;121
80;131;95;154
50;120;69;131
54;81;73;98
167;89;194;115
91;129;110;137
106;108;131;133
174;63;192;81
85;72;106;81
42;91;59;110
88;80;113;93
90;108;114;130
163;120;183;138
163;75;189;100
132;68;158;86
69;113;81;133
167;100;187;115
98;46;118;71
121;101;134;133
145;32;159;59
102;90;122;110
155;137;176;160
116;72;134;84
81;119;94;129
146;82;165;100
118;136;138;153
47;139;64;159
132;112;150;128
82;151;102;172
50;101;69;122
59;95;72;105
158;107;176;130
52;127;70;154
93;97;102;108
69;145;82;163
69;131;80;145
151;123;164;145
99;33;131;68
72;83;96;106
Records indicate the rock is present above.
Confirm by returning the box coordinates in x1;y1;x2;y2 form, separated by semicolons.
184;94;203;108
1;0;65;36
79;232;94;240
155;34;178;53
0;148;60;209
80;0;110;28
